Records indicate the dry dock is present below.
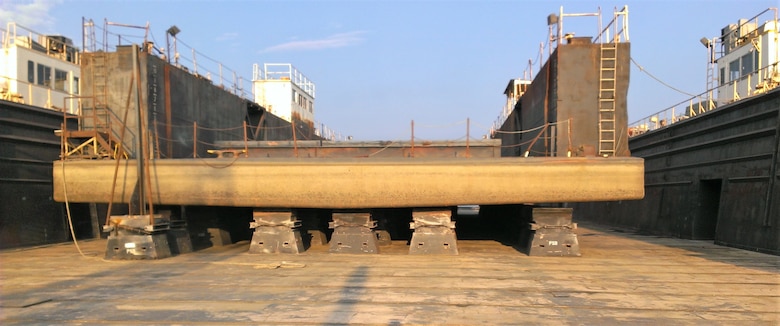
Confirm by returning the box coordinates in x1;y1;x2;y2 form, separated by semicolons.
1;222;778;325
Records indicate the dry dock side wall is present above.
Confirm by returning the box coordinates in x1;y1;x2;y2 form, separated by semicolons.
575;89;780;255
80;46;311;159
0;101;88;249
498;40;631;157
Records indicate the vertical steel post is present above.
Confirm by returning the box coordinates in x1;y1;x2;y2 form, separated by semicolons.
133;45;155;221
567;118;573;155
411;120;415;158
292;120;298;158
132;44;146;217
193;121;197;158
243;120;248;157
466;118;470;158
164;64;172;158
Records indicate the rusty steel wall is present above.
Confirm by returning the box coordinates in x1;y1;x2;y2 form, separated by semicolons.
80;46;314;160
574;89;780;255
216;140;503;159
498;41;631;157
141;51;247;158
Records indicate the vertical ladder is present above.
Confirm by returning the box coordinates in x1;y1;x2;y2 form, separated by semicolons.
91;53;109;109
82;52;110;134
598;42;617;156
704;42;718;110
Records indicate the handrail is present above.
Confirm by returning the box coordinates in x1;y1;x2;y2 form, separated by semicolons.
593;6;630;44
0;74;80;112
80;17;343;143
3;22;81;65
628;62;779;137
493;6;629;134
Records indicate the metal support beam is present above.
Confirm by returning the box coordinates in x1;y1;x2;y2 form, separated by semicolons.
409;209;458;255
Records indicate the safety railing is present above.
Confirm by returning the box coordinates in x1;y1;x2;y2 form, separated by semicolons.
2;23;82;112
629;62;779;137
82;18;251;103
3;22;81;64
492;6;629;134
490;119;575;157
59;96;137;160
109;116;574;159
153;119;347;159
0;74;82;112
254;63;316;98
80;18;342;145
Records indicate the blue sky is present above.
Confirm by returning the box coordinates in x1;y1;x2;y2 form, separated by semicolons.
2;0;777;140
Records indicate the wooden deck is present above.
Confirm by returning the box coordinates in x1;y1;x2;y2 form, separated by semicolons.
1;222;778;325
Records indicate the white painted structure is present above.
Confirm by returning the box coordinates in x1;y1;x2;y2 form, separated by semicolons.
629;8;778;136
491;79;530;136
252;63;315;124
0;23;81;113
716;9;779;105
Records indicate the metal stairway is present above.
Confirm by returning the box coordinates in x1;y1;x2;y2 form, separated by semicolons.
61;51;131;160
62;107;128;159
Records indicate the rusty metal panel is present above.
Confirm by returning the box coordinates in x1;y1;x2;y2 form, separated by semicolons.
217;140;501;159
498;42;632;158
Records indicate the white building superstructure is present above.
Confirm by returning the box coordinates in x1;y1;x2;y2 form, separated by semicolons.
1;23;81;114
715;9;780;105
252;63;315;124
629;8;778;136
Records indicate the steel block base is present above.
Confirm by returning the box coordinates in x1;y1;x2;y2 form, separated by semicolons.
375;230;392;246
329;213;379;254
249;226;305;254
249;211;305;254
409;209;458;255
330;226;379;254
409;227;458;255
207;228;232;246
166;227;193;255
307;230;328;246
522;207;580;257
526;229;581;256
105;233;172;260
